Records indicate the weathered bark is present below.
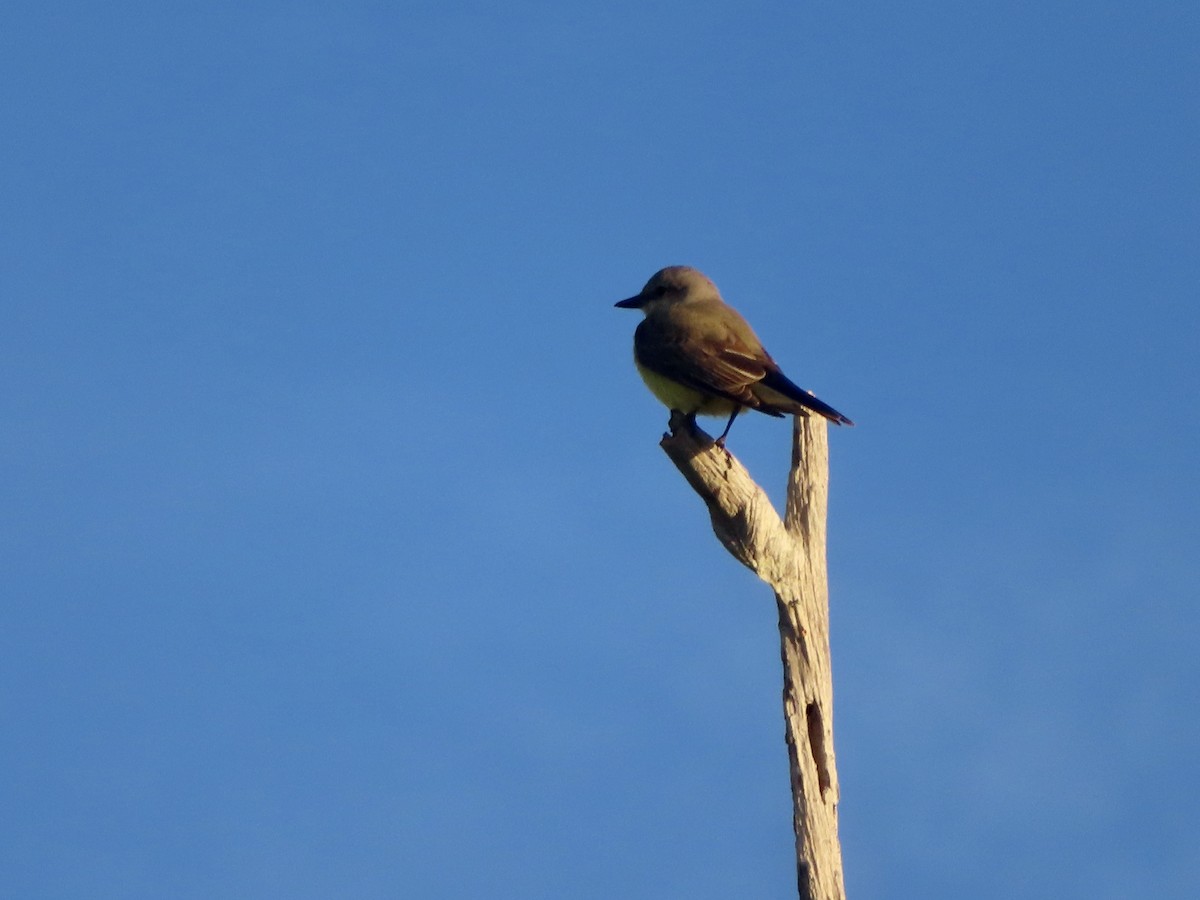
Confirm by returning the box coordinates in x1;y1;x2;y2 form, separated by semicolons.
659;411;845;900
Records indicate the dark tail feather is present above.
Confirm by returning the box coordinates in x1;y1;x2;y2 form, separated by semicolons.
760;369;855;427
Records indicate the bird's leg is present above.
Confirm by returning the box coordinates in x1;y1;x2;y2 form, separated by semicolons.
667;409;702;438
714;406;741;447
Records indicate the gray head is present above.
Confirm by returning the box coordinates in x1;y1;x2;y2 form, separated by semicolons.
614;265;722;312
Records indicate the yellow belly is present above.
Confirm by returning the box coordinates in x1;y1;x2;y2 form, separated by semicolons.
635;361;738;417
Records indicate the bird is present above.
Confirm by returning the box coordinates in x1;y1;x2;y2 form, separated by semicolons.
615;266;853;445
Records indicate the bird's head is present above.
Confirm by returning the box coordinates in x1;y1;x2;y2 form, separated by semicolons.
614;266;720;313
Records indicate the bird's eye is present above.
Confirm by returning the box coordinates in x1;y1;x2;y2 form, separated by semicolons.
654;285;669;297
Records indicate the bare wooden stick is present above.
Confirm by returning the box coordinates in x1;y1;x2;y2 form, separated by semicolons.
659;411;845;900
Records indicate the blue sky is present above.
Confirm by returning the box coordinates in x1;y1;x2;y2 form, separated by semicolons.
2;2;1197;897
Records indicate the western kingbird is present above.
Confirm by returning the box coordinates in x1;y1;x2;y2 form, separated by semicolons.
615;266;853;445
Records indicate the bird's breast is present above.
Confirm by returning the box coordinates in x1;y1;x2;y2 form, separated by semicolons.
633;358;737;417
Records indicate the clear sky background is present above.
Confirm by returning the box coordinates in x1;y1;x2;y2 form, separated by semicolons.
3;2;1197;898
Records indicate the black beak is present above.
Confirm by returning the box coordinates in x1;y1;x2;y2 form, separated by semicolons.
614;294;645;309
